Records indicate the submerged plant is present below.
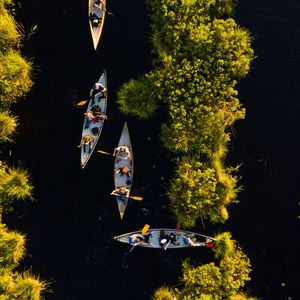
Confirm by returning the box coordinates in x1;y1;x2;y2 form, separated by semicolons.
0;110;18;142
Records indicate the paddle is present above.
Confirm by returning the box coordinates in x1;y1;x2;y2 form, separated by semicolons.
110;193;143;201
97;150;114;156
129;224;150;252
75;99;89;107
130;196;143;201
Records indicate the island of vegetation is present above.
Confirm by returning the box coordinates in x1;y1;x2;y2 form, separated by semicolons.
117;0;257;299
0;0;47;298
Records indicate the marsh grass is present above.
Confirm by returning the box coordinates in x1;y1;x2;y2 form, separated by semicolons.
0;163;34;212
213;232;235;259
0;110;18;142
152;286;176;300
229;293;259;300
0;49;33;106
0;11;21;51
117;77;158;119
2;271;47;300
0;224;26;269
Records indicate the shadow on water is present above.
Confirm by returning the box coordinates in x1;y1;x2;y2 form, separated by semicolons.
2;0;299;299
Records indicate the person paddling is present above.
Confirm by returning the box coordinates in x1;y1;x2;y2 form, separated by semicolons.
113;146;131;160
110;186;130;198
90;82;107;100
79;135;94;153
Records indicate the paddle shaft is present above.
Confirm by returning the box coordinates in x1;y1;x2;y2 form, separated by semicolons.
97;150;114;156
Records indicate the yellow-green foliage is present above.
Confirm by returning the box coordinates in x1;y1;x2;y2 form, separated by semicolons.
0;224;26;270
152;286;176;300
0;10;21;51
178;242;252;299
220;247;251;298
180;261;222;300
0;50;33;106
229;293;259;300
0;271;46;300
117;76;158;119
0;110;18;142
0;162;34;212
169;156;239;227
213;232;235;259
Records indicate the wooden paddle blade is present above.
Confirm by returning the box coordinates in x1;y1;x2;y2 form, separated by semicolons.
142;224;150;235
76;100;88;107
97;150;113;156
130;196;143;201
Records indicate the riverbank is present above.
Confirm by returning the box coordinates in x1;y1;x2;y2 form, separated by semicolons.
0;1;46;298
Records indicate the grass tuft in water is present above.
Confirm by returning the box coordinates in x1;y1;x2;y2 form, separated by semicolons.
0;110;18;142
0;224;26;269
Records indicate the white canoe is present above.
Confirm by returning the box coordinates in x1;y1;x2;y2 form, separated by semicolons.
114;122;133;219
81;70;107;169
114;229;215;249
88;0;106;50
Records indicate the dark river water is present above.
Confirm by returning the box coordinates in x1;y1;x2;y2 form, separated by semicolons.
3;0;299;299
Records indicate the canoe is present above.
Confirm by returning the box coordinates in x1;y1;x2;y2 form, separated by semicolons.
114;122;133;219
114;228;215;249
88;0;106;50
81;70;107;169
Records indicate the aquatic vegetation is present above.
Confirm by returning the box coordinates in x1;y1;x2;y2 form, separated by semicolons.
0;3;46;300
116;0;253;226
0;9;21;51
0;162;34;213
117;76;158;119
0;271;47;300
0;223;26;270
213;232;235;259
0;110;18;142
173;241;251;299
152;286;176;300
119;0;256;298
0;49;33;107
